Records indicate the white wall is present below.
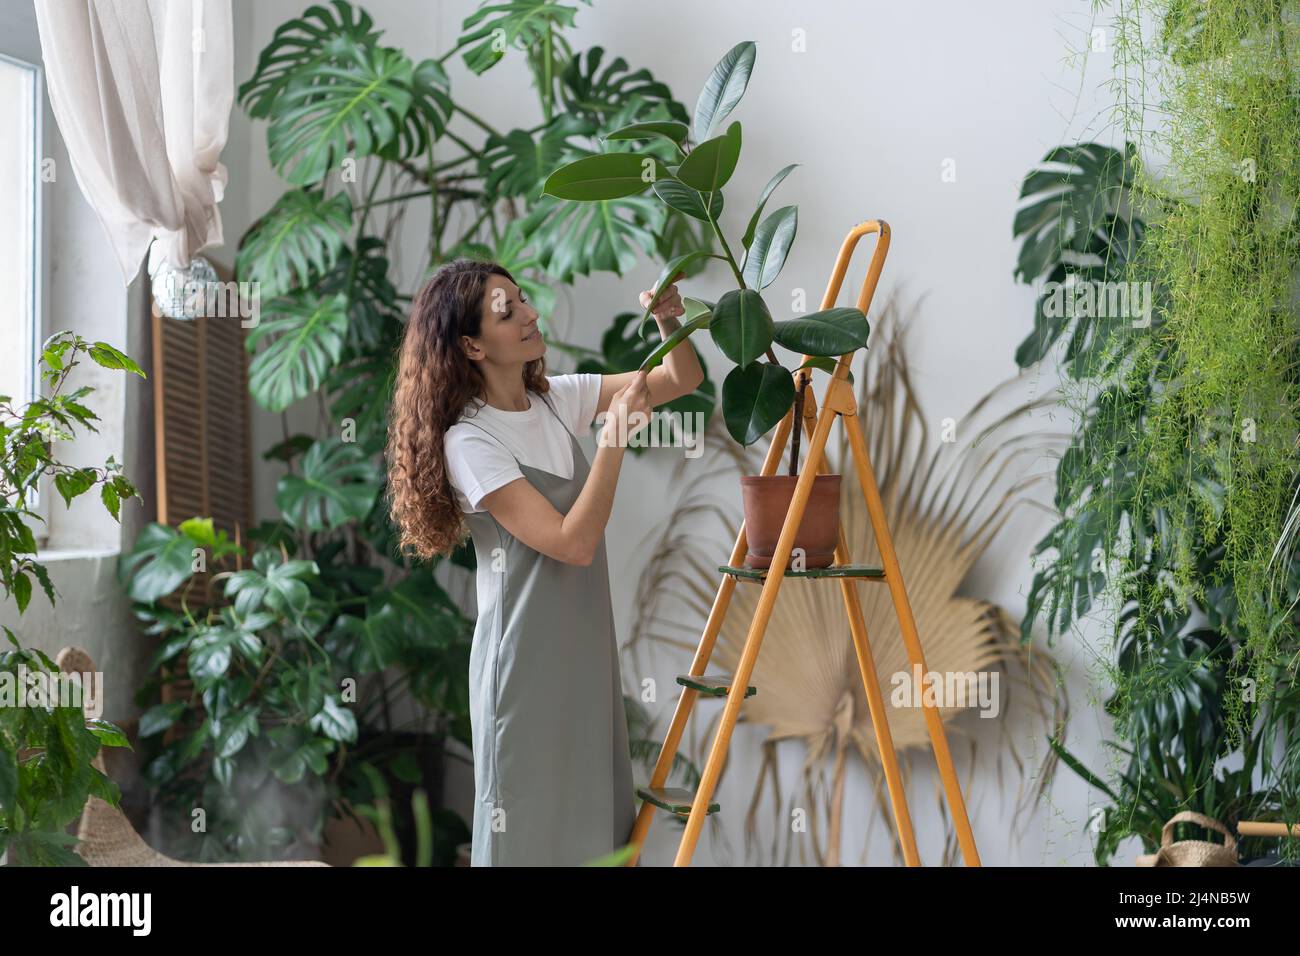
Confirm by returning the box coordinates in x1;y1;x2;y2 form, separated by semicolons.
233;0;1136;865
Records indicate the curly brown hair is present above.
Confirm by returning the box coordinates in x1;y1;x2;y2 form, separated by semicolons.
386;257;550;559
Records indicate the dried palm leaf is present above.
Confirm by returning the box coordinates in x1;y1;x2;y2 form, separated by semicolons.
627;291;1070;866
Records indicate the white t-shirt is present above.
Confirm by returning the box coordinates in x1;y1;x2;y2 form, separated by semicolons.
445;373;602;514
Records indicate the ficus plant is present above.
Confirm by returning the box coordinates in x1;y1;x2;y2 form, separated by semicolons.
542;40;871;456
1;332;142;865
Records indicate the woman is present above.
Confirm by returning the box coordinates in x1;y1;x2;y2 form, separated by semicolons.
386;257;704;866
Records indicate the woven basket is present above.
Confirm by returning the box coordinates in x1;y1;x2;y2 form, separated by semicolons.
1136;811;1238;867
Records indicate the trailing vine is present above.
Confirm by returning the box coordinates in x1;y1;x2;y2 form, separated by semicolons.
1111;0;1300;737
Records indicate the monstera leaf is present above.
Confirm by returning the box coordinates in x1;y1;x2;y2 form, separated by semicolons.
456;0;587;75
327;353;396;455
239;1;447;173
380;57;454;162
235;189;352;298
559;45;689;128
267;43;414;185
1012;140;1148;371
237;0;384;118
246;292;350;413
1012;142;1138;283
520;193;666;281
478;113;596;200
317;237;402;353
275;438;382;532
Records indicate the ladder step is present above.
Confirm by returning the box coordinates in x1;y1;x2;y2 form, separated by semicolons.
719;563;886;582
637;786;721;816
676;673;757;698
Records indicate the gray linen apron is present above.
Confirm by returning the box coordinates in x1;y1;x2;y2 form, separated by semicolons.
460;390;637;866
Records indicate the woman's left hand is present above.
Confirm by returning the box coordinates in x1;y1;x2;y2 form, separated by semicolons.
639;273;685;322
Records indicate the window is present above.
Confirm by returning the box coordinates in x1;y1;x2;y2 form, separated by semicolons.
0;51;42;536
0;52;40;415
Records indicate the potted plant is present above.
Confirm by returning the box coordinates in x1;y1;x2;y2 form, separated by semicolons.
542;40;870;568
1;332;143;864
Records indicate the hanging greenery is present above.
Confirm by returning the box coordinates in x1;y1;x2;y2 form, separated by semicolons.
1129;0;1300;708
1014;0;1300;862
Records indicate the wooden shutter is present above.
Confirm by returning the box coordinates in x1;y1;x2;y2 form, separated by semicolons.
150;258;253;537
150;258;254;725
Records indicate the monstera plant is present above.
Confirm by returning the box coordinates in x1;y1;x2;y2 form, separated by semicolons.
543;40;872;568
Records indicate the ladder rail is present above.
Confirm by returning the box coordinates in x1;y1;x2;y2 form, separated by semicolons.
805;379;922;865
843;400;983;865
623;389;797;866
671;371;843;865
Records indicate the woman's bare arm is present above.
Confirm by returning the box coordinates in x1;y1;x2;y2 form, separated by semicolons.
476;372;653;566
595;278;704;418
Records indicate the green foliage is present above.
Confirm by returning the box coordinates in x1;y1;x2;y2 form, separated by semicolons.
246;292;350;414
1;332;143;612
1;332;142;864
0;639;131;866
575;309;717;456
234;189;353;299
119;526;475;861
543;41;871;447
1015;0;1300;863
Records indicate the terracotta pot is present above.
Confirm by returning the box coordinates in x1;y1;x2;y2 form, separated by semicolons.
740;474;842;569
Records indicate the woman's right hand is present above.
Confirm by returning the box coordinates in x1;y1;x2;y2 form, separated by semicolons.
600;370;653;448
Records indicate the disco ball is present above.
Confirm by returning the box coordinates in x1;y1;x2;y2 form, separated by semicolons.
150;254;220;320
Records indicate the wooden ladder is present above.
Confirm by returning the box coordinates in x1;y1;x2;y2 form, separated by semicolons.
625;220;981;867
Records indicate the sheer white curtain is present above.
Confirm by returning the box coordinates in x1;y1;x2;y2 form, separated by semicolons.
33;0;233;286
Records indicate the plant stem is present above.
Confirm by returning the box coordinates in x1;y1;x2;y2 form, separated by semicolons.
428;136;442;262
463;203;494;242
542;24;554;123
453;104;502;140
355;163;386;238
358;190;433;213
707;210;745;287
790;372;807;476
